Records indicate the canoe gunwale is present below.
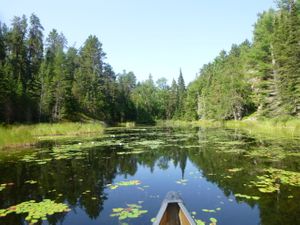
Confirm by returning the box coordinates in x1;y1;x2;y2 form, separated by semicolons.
152;192;196;225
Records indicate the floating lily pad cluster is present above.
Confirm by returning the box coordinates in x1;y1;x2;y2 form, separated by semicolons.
246;147;287;160
0;199;70;224
266;168;300;186
250;175;280;193
202;207;221;213
20;139;118;165
107;180;141;190
234;193;260;200
246;147;300;160
117;150;145;155
191;211;218;225
110;203;148;220
250;168;300;193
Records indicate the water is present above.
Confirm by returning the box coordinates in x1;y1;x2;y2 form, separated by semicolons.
0;126;299;225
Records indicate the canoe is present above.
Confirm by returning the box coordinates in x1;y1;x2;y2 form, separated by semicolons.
153;191;196;225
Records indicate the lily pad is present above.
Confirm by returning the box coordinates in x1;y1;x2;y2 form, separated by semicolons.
202;209;216;213
195;219;205;225
250;168;300;193
151;217;156;223
0;199;69;224
110;203;148;221
235;193;260;200
210;217;218;224
107;180;141;190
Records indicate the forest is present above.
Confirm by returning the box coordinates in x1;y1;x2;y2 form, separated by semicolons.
0;0;299;124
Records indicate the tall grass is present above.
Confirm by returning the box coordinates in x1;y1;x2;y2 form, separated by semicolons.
0;122;105;149
0;126;35;149
159;118;300;139
225;119;300;139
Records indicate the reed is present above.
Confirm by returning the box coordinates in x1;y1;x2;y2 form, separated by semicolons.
159;118;300;139
0;122;105;149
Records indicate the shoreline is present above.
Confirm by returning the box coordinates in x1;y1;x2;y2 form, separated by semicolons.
0;122;105;150
158;119;300;139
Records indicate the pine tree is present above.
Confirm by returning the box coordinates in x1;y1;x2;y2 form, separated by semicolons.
250;10;277;116
73;35;105;118
39;29;68;121
0;22;8;122
174;69;186;118
285;1;300;115
26;13;44;121
64;47;79;120
116;71;137;122
167;79;178;119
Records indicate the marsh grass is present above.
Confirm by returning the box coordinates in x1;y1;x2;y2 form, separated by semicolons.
0;126;35;149
225;119;300;139
0;122;104;149
159;118;300;139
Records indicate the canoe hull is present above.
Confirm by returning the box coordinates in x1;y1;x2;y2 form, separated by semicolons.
153;192;196;225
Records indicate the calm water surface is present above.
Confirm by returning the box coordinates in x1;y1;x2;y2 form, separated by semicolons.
0;126;299;225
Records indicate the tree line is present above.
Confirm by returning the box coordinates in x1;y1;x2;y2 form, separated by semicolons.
0;14;186;124
1;0;299;124
184;0;300;120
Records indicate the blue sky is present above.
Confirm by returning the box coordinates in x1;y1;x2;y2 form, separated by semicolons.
1;0;275;84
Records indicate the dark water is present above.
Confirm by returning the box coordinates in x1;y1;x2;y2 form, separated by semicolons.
0;126;300;225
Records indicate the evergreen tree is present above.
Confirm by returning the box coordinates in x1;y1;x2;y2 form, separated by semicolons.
64;47;79;120
166;79;178;119
101;63;118;122
0;22;9;122
73;35;105;118
285;1;300;115
176;69;186;118
39;29;68;121
116;71;137;122
26;13;44;121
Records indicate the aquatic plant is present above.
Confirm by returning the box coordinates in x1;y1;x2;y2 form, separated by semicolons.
107;180;141;190
195;219;206;225
110;203;148;220
0;199;70;224
0;122;104;149
250;168;300;193
209;217;218;225
202;209;216;213
234;193;260;200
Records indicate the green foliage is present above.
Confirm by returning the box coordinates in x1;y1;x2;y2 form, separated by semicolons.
188;43;254;120
0;122;104;149
185;3;300;120
1;5;300;125
106;180;141;190
0;199;70;224
110;204;148;221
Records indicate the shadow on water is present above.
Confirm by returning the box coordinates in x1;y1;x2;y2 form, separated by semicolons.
0;126;299;225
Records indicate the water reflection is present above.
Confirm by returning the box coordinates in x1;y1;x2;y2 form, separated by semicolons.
0;126;299;225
